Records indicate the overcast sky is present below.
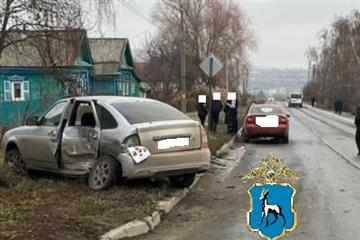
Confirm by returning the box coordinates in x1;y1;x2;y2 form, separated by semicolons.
92;0;360;69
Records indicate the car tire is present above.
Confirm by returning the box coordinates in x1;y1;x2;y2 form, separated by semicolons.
5;149;27;175
169;173;196;188
283;136;289;144
88;156;120;190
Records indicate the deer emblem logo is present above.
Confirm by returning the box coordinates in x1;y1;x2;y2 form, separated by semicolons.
259;189;286;227
242;153;300;239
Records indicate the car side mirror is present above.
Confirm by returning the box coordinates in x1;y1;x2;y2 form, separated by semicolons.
26;116;39;126
286;114;291;118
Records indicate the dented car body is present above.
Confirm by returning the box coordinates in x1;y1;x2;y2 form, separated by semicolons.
2;96;211;190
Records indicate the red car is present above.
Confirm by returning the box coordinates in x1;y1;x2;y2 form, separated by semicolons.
243;104;290;143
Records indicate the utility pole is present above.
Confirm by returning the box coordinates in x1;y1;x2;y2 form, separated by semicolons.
235;58;240;93
225;50;229;91
207;57;214;133
180;3;186;112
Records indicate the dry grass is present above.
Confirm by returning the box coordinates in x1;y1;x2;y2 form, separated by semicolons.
0;159;169;240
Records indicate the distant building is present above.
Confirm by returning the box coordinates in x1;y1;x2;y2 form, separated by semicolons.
89;38;142;97
0;30;93;126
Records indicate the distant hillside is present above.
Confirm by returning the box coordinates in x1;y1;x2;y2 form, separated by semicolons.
248;67;308;97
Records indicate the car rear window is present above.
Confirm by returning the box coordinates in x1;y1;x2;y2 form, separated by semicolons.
111;101;190;124
290;94;302;98
250;106;284;114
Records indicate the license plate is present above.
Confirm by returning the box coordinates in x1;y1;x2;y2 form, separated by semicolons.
255;115;279;127
157;137;189;150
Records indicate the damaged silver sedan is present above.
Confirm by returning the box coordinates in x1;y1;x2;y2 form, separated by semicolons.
2;96;210;190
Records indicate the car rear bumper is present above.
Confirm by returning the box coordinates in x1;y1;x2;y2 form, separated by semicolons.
289;102;302;106
119;148;211;178
245;125;288;137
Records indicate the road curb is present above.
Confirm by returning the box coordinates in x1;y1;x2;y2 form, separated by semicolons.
99;176;200;240
215;128;243;158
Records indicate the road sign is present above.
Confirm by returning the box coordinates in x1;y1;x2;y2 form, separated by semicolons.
200;53;224;133
200;53;224;77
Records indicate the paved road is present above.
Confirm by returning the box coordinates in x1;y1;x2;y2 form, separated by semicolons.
135;106;360;240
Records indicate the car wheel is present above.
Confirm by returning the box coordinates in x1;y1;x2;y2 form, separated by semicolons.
5;149;27;175
283;136;289;144
88;156;120;190
169;173;196;188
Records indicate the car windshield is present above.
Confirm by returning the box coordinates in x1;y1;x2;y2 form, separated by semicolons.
111;101;190;124
250;106;284;114
290;94;302;98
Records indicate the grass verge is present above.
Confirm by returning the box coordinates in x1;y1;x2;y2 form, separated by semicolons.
0;158;169;240
187;105;246;155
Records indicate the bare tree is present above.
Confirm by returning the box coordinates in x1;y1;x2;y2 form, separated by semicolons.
0;0;85;57
304;10;360;112
138;0;255;108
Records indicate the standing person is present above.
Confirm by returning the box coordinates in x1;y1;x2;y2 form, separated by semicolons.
232;99;239;134
334;98;339;114
224;99;238;134
224;100;233;134
338;98;343;115
355;107;360;157
210;99;223;134
197;101;208;127
224;101;230;132
311;96;316;107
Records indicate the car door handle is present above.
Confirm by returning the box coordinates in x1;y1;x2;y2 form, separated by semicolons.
48;130;57;138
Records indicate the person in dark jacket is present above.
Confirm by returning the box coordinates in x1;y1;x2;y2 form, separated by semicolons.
224;99;238;134
338;98;343;115
210;100;223;133
311;97;316;107
355;107;360;156
334;99;339;114
197;102;208;127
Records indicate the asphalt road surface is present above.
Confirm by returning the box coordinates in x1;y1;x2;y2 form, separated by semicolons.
135;105;360;240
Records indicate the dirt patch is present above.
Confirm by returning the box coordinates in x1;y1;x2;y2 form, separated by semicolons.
0;162;170;240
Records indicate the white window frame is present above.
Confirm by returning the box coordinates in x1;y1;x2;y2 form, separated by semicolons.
3;78;30;102
11;81;24;101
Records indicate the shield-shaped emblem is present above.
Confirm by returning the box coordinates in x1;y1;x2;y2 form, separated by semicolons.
242;153;300;240
247;182;297;240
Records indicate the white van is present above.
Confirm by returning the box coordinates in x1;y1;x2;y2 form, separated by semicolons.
288;93;303;108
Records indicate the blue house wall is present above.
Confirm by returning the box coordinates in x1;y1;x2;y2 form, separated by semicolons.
0;67;91;127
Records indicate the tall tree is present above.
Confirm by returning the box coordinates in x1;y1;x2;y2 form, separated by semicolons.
304;10;360;112
138;0;255;107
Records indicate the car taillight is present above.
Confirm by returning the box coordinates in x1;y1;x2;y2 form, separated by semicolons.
279;116;287;124
121;134;141;152
200;126;209;148
247;116;255;124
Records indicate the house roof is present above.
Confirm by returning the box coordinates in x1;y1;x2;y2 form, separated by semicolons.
89;38;126;63
0;30;93;68
89;38;133;76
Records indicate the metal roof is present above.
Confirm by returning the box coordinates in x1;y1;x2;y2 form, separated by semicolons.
88;38;127;75
0;30;90;67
